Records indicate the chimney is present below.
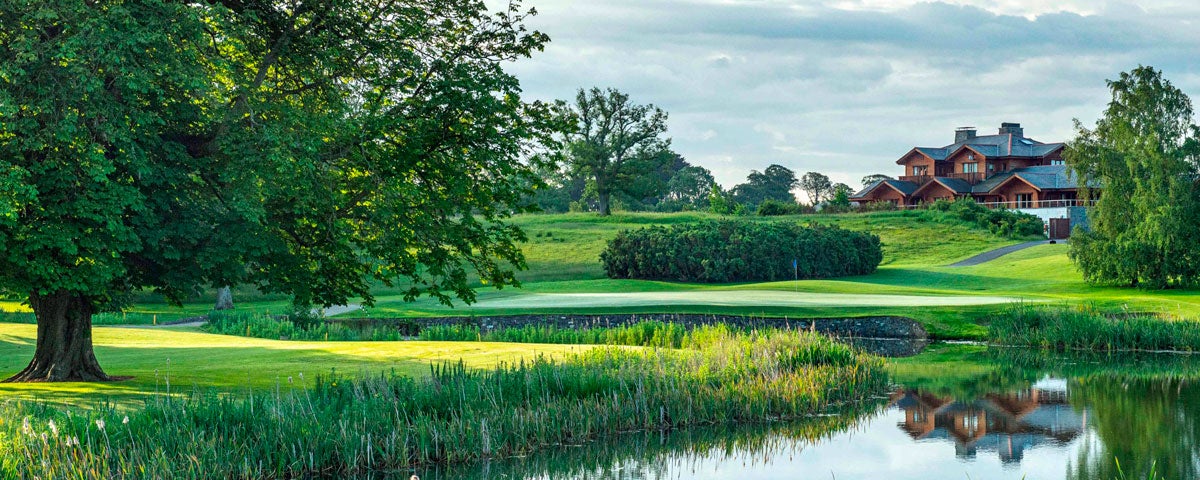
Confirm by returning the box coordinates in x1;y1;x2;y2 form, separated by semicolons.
955;127;977;144
999;122;1024;137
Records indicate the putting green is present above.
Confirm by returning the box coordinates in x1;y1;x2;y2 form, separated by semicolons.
453;290;1028;310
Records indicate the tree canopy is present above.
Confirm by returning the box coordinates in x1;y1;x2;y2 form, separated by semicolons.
1067;66;1200;288
730;164;798;207
0;0;556;381
861;174;892;188
799;171;834;205
561;87;671;216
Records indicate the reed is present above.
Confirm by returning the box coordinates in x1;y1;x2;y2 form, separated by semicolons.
0;327;886;479
418;320;691;347
203;310;415;341
987;304;1200;352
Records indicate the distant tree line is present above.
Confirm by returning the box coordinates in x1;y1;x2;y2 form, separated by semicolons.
533;87;886;216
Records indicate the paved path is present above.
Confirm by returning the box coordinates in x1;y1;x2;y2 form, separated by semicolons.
949;240;1051;267
456;291;1024;310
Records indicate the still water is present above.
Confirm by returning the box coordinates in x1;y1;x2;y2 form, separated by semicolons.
415;344;1199;480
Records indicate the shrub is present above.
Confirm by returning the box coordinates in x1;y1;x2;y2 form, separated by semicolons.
857;200;898;212
927;198;1043;238
755;199;807;216
601;220;882;282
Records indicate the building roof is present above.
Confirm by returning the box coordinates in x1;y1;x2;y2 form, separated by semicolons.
972;165;1094;193
900;133;1065;165
851;178;920;199
933;177;974;194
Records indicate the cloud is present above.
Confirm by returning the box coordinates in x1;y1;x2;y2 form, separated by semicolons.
500;0;1200;187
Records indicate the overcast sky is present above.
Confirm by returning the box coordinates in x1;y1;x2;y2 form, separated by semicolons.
496;0;1200;189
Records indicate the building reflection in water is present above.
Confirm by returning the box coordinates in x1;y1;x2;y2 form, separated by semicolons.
890;377;1088;464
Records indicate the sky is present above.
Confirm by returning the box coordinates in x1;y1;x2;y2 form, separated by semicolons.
495;0;1200;189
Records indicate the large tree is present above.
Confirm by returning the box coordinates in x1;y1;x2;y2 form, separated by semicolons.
0;0;556;381
730;164;798;207
799;171;834;205
1067;66;1200;288
563;88;671;215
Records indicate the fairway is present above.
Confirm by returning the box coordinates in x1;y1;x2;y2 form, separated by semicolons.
0;323;593;406
454;290;1027;310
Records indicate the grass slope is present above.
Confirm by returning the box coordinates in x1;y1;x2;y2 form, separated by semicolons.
0;324;592;405
21;210;1200;339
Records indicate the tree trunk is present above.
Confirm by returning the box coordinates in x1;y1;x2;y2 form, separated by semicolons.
4;291;111;382
598;191;611;216
214;286;234;310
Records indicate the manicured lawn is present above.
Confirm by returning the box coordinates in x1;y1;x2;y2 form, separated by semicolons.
0;323;594;406
16;211;1200;340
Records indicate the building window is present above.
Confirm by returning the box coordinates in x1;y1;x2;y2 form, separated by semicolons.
963;163;978;174
1016;193;1033;208
1051;159;1065;166
913;166;928;176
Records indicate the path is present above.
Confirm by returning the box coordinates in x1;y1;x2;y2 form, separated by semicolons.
454;291;1024;311
948;240;1051;267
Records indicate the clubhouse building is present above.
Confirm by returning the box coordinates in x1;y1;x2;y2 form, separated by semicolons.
851;123;1092;238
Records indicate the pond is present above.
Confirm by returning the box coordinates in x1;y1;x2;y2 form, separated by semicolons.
410;343;1199;480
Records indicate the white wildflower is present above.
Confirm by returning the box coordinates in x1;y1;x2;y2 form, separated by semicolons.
22;417;31;435
95;419;105;431
48;420;57;436
122;416;130;425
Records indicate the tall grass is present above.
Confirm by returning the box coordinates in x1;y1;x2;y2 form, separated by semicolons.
0;311;168;325
203;310;417;341
419;321;692;348
988;304;1200;352
0;327;886;478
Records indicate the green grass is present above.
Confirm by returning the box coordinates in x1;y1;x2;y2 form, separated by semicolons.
0;323;595;406
0;327;887;478
23;210;1200;342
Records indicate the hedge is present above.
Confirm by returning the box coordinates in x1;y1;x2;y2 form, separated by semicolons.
926;198;1044;238
601;220;882;282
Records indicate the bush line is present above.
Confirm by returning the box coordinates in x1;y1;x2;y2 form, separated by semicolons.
600;219;882;282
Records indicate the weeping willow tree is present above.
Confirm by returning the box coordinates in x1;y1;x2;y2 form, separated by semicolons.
1067;66;1200;288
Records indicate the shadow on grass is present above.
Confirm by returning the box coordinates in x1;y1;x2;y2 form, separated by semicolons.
0;326;580;407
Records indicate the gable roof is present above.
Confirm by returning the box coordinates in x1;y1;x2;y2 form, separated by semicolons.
971;165;1094;194
851;179;919;199
904;134;1065;165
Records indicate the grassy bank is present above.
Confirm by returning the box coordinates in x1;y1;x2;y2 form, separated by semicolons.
0;324;592;405
0;327;886;478
988;305;1200;352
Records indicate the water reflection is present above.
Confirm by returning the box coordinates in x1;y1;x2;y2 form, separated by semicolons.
892;377;1085;464
378;346;1200;480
